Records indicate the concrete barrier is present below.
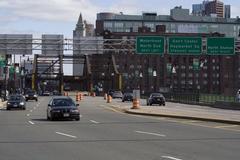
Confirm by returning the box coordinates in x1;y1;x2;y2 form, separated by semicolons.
214;101;240;110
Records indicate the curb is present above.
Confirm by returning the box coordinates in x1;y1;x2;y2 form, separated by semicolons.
124;109;240;125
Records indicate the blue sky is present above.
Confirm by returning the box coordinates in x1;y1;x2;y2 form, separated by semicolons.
0;0;239;38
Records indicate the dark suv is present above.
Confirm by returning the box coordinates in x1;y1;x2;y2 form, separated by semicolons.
147;93;165;106
25;90;38;101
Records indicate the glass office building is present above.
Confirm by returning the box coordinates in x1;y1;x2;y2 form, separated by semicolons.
96;7;240;37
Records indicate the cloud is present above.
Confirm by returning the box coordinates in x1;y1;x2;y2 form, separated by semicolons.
0;0;99;23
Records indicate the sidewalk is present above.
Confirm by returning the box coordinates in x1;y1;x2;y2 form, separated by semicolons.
0;101;6;109
109;98;240;124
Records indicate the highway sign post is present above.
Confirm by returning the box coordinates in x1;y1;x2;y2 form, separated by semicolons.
136;36;164;54
207;37;235;55
168;37;202;55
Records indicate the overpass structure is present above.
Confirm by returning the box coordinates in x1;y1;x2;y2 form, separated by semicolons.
1;36;240;95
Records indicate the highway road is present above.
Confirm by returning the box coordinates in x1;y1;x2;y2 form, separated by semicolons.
0;96;240;160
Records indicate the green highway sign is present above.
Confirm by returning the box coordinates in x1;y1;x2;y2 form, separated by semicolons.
168;37;202;55
136;36;164;54
207;38;235;55
193;58;199;70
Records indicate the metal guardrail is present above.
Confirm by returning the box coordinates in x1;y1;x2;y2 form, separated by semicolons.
161;93;237;105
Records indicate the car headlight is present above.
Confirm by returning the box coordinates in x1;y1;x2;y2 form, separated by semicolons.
20;102;24;105
34;95;37;97
70;109;79;113
7;102;10;105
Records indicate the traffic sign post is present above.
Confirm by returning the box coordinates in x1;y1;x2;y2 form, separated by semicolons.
168;37;202;55
136;36;164;55
207;37;235;55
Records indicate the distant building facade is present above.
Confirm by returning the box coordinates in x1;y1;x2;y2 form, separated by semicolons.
192;0;231;18
96;7;240;37
224;5;231;18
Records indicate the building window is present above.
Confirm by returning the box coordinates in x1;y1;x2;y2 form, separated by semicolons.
181;80;186;84
115;22;124;28
213;66;216;70
181;73;186;77
104;22;113;28
203;73;208;78
188;73;193;77
212;59;215;63
181;65;186;69
189;66;193;70
203;80;208;85
203;66;208;70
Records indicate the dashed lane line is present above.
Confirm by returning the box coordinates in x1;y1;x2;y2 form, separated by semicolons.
55;132;77;139
135;130;166;137
28;121;35;125
90;120;100;124
161;156;183;160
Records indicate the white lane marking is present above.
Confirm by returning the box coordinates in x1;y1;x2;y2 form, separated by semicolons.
30;110;33;112
80;114;83;118
135;131;166;137
161;156;183;160
214;125;238;129
90;120;99;124
26;114;30;117
55;132;77;138
28;121;35;125
33;107;36;110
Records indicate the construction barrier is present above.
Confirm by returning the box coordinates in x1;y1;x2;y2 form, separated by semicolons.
64;92;69;96
79;93;83;100
91;92;96;97
104;93;107;100
76;93;80;101
107;95;112;103
131;99;140;109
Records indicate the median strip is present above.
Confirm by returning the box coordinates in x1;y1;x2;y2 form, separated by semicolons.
55;132;77;138
135;130;166;137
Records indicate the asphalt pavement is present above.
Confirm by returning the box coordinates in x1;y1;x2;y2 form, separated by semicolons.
0;96;240;160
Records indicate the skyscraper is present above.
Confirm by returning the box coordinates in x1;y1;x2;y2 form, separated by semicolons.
205;0;224;18
224;5;231;18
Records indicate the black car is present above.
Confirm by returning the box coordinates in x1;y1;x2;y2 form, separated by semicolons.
47;96;80;121
122;92;133;102
112;91;123;99
25;90;38;101
7;94;26;110
147;93;166;106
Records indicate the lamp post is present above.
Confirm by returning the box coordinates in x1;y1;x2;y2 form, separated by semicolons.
139;72;143;94
153;70;157;92
111;72;114;89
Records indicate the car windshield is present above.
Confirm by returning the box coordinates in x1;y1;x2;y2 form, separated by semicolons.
52;99;75;107
27;91;35;94
151;93;163;97
9;96;21;101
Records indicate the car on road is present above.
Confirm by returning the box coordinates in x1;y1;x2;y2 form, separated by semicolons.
25;90;38;101
147;93;165;106
122;92;133;102
112;91;123;99
7;94;26;110
43;91;51;96
47;96;80;121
